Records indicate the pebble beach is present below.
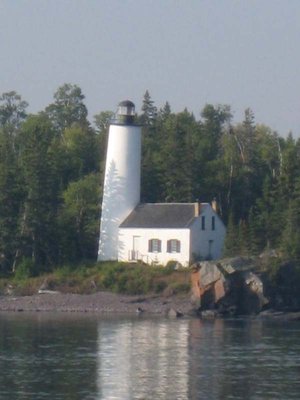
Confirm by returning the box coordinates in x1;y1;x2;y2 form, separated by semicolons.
0;291;193;316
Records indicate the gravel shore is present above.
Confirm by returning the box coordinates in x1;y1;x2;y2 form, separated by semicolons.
0;291;194;316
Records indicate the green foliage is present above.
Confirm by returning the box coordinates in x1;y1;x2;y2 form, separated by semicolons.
168;282;191;294
15;258;37;280
45;83;88;133
1;84;300;271
98;262;154;295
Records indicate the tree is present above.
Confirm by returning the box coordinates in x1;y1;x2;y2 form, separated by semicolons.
94;110;114;135
223;213;240;256
16;114;60;269
45;83;88;133
94;110;114;170
0;129;24;273
58;173;100;261
62;124;98;182
280;177;300;261
201;104;232;148
158;101;171;120
0;91;28;134
140;90;157;127
159;110;195;202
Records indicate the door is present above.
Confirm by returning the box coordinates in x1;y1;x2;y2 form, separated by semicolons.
132;236;140;260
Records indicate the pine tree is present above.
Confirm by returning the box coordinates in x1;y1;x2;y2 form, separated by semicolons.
0;129;23;273
17;115;61;269
223;213;240;256
280;177;300;261
141;90;157;127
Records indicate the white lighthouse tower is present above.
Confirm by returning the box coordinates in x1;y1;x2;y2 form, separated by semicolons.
98;100;141;261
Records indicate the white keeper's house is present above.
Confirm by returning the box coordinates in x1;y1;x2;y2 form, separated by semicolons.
98;100;226;267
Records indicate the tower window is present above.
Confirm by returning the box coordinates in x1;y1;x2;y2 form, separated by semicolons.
201;216;205;230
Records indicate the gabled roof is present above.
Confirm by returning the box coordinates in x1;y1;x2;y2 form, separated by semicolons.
120;203;210;229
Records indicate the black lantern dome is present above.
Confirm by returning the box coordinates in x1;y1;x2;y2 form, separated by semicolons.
115;100;135;124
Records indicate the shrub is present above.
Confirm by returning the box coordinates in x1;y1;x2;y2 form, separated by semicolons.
153;280;168;293
169;282;191;294
15;258;37;280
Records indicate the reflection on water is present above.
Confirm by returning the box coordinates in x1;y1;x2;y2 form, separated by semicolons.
0;313;300;399
0;313;98;400
97;319;189;399
188;318;300;400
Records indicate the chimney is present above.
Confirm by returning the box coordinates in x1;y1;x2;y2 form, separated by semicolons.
194;202;201;216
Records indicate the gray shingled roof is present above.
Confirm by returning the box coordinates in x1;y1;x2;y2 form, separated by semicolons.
120;203;209;229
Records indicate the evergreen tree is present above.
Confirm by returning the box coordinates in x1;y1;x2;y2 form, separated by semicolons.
93;110;114;176
159;111;195;202
280;177;300;261
140;90;157;127
248;206;265;255
58;173;100;261
223;213;240;256
0;129;23;273
17;115;60;269
62;124;98;182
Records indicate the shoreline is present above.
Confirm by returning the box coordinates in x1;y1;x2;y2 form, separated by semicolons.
0;291;193;316
1;291;300;321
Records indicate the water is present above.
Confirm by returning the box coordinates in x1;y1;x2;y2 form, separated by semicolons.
0;313;299;400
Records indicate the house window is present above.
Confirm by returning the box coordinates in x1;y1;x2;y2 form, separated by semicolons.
167;239;181;253
212;216;215;231
148;239;162;253
201;216;205;230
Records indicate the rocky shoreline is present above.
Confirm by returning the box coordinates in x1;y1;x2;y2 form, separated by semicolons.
0;291;193;316
1;291;300;321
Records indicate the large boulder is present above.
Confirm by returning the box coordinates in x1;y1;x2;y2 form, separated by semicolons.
191;257;268;315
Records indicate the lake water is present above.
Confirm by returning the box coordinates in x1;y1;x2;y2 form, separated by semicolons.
0;313;299;400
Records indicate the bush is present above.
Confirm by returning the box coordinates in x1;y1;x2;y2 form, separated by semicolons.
15;258;37;280
169;282;191;294
153;280;168;293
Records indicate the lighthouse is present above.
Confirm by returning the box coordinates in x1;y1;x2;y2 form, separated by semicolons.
98;100;142;261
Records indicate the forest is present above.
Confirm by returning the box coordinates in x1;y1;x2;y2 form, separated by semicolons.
0;84;300;276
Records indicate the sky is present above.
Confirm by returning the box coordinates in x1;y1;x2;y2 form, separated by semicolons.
1;0;300;137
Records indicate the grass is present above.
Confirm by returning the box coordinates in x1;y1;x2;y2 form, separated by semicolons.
0;261;192;297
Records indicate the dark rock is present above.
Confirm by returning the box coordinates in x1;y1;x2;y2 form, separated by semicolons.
191;257;268;316
167;308;183;318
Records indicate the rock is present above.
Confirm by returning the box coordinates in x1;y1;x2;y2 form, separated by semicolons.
259;249;278;259
38;279;60;295
90;280;97;290
200;310;217;319
163;286;174;298
220;257;257;274
191;257;268;316
167;307;183;318
38;289;60;295
4;284;14;296
198;261;223;286
39;279;50;291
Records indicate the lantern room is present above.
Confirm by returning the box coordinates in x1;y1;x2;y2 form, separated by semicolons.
116;100;135;124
